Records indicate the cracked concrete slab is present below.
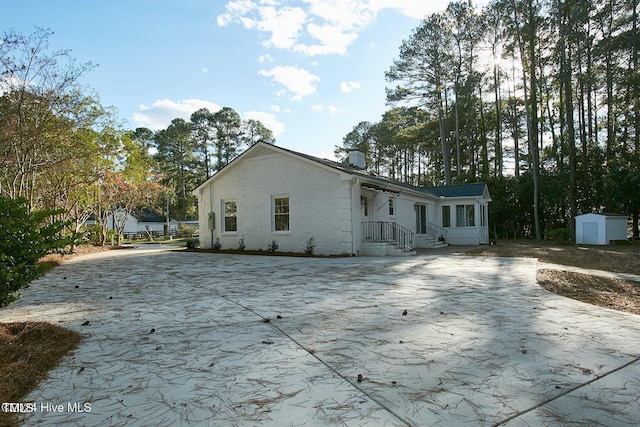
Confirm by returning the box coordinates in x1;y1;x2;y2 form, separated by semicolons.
1;246;639;426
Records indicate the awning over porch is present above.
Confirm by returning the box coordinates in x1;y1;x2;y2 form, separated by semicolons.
361;184;400;197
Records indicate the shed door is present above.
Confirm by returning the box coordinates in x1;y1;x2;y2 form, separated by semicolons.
583;222;598;244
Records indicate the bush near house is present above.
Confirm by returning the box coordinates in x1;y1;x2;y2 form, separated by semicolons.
547;228;572;243
0;195;77;307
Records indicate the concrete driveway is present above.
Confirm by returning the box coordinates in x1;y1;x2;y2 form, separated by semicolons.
2;246;639;426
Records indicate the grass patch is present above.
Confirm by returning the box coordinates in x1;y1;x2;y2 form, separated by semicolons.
0;322;82;427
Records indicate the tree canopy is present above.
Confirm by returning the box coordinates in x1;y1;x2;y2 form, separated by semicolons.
337;0;640;240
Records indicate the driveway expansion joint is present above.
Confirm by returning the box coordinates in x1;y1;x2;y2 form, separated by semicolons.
2;247;639;426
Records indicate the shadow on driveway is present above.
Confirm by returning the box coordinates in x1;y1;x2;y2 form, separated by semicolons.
2;247;639;426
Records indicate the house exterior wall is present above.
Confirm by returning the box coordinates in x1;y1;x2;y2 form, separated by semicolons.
197;152;354;255
138;222;165;234
193;143;492;254
438;199;489;245
106;213;138;234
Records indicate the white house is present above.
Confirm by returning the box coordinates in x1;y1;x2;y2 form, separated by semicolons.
575;213;628;245
192;142;491;256
106;208;166;237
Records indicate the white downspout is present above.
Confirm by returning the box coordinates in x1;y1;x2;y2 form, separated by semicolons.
351;177;359;256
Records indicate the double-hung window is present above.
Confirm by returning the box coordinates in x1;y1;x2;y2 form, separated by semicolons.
223;200;237;232
274;196;290;231
456;204;475;227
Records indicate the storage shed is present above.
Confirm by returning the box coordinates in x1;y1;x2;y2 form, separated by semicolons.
575;213;628;245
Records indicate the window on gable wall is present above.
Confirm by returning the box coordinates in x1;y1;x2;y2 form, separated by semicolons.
223;200;237;232
274;196;290;231
388;198;394;216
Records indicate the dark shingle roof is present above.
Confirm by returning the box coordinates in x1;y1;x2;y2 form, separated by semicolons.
133;207;164;222
194;142;489;200
420;183;488;198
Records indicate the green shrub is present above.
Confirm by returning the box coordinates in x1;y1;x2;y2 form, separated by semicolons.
547;228;572;243
213;237;222;250
0;195;77;307
82;224;116;246
178;224;197;237
304;237;315;255
186;238;200;249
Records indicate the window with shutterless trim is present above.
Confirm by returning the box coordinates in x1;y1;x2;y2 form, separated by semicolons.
273;196;289;231
223;200;237;232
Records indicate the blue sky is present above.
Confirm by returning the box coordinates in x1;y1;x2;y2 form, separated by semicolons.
1;0;484;159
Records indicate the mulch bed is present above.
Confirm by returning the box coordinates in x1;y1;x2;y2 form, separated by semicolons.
537;269;640;315
0;323;83;427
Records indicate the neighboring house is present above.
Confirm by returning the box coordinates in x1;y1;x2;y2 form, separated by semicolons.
106;207;166;236
575;213;628;245
169;219;200;236
192;142;491;256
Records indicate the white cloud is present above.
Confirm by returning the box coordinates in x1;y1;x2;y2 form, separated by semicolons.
256;6;307;49
244;110;285;136
201;68;209;74
217;0;257;26
310;103;340;115
314;150;341;162
132;98;221;130
258;54;274;63
294;22;358;56
270;104;281;112
340;80;361;93
258;65;320;100
217;0;449;56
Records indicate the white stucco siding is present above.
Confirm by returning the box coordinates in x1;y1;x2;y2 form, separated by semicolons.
200;153;353;255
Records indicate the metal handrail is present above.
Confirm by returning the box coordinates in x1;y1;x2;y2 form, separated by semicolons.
362;221;414;251
426;222;447;242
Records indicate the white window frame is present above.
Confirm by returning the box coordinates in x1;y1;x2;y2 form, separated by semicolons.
222;200;237;233
388;197;395;217
456;204;475;227
273;195;290;233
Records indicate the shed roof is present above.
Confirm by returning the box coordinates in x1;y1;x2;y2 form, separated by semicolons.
576;213;628;218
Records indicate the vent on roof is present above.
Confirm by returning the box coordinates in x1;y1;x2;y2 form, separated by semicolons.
348;150;365;169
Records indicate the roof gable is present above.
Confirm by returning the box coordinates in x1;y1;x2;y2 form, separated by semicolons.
192;142;490;201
